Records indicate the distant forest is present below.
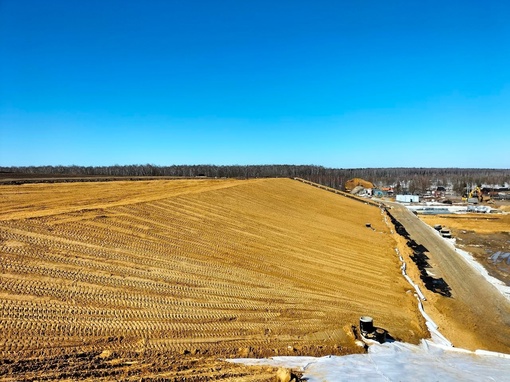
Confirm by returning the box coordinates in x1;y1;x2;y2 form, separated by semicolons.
1;165;509;194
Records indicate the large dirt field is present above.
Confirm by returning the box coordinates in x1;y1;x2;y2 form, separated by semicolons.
0;178;427;380
419;206;510;286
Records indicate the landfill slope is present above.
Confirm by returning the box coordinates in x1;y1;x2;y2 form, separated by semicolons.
0;178;426;380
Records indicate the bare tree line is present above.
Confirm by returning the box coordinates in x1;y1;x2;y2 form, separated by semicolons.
1;165;509;194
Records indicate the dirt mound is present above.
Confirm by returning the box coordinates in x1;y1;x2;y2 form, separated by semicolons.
0;178;426;379
344;178;374;192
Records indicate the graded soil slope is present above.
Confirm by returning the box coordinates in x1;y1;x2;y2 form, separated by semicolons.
0;178;426;380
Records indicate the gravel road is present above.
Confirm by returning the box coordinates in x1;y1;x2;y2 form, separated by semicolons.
388;202;510;352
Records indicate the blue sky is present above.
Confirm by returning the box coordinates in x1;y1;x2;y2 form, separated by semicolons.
1;0;509;168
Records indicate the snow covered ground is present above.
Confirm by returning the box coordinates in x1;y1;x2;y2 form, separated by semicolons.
228;340;510;381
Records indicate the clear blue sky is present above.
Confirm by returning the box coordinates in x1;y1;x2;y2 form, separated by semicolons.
1;0;509;168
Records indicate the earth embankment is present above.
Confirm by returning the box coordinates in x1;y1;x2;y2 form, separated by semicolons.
0;178;426;380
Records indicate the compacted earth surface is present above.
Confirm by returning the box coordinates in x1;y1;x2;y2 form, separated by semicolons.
0;178;430;380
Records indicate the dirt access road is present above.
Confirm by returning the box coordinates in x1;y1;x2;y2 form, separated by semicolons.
387;202;510;352
420;212;510;286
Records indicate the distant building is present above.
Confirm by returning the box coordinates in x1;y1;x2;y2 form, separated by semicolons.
372;189;386;197
396;194;420;203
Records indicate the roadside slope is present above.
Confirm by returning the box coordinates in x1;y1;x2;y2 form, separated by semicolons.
388;203;510;353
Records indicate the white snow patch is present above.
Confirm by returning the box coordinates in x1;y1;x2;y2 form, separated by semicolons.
228;340;510;381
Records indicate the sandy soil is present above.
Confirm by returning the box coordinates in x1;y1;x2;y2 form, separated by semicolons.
0;178;427;380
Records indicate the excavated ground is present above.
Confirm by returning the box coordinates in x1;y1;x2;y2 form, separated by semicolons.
0;178;427;380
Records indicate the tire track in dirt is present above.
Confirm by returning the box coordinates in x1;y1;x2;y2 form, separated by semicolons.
1;178;427;370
